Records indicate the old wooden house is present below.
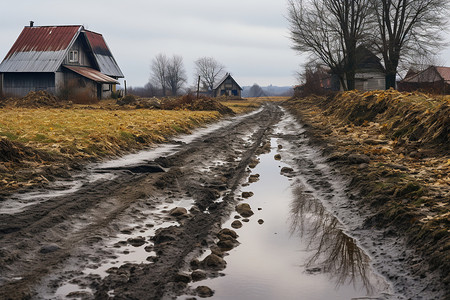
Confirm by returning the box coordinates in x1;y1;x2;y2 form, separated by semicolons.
0;23;123;99
398;66;450;94
353;47;386;91
213;73;242;98
332;47;385;91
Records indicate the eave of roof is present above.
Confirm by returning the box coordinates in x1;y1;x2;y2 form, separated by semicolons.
64;65;119;84
213;73;242;90
84;30;124;78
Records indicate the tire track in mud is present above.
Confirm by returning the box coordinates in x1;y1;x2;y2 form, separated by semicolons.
0;104;283;299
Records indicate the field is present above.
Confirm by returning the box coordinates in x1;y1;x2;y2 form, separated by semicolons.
0;95;264;193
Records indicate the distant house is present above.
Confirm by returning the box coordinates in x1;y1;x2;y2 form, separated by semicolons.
0;23;124;99
353;47;385;91
332;47;385;91
398;66;450;94
213;73;242;98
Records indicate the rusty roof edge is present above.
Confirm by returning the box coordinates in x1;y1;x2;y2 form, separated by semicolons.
84;30;124;78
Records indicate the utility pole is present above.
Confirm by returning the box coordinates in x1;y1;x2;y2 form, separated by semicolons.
196;75;201;99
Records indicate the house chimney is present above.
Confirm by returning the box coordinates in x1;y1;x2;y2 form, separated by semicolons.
30;21;34;27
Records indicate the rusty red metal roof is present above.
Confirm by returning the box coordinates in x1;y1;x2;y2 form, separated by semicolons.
5;26;81;58
0;26;82;73
435;67;450;82
401;66;450;83
64;65;119;84
0;25;123;78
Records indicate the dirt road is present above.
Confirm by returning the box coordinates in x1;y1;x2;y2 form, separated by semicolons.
0;103;446;299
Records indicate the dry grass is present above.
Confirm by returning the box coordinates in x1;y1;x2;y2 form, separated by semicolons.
0;108;221;159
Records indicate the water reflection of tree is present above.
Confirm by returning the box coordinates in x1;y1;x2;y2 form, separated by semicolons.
289;186;375;293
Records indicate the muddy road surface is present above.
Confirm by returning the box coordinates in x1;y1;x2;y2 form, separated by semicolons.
0;103;445;299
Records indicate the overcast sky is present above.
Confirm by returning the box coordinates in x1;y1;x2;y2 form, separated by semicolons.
0;0;307;88
0;0;449;89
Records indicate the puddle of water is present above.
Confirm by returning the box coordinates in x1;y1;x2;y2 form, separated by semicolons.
45;197;196;298
0;173;117;214
180;137;393;300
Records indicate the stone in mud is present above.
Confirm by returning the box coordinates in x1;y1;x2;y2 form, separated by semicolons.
169;207;188;217
231;220;242;229
191;270;207;282
196;286;214;298
190;259;200;270
210;246;224;257
236;203;254;217
248;174;260;183
242;218;250;222
241;191;254;198
127;236;146;247
348;153;370;164
218;228;238;239
258;219;264;224
280;167;294;173
274;154;282;160
217;240;235;251
152;226;179;244
248;158;260;168
39;244;60;254
202;254;227;270
120;228;133;234
174;273;191;283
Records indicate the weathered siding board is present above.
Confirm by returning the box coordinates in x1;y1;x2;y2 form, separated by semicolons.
355;72;385;91
2;72;55;96
62;37;94;68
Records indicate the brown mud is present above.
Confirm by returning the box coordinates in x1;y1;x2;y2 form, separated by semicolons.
0;104;281;299
0;100;448;299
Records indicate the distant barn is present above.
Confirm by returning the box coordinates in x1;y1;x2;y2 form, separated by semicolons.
398;66;450;94
213;73;242;98
0;23;124;99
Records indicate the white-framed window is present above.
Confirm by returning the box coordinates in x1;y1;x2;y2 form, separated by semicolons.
69;50;79;63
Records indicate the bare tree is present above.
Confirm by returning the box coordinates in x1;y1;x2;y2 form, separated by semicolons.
298;61;333;96
151;53;169;96
287;0;372;90
370;0;449;89
166;55;187;96
194;57;226;92
248;84;267;98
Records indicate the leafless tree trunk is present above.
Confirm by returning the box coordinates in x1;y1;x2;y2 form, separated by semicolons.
166;55;187;96
370;0;449;89
194;57;226;93
151;53;169;97
287;0;371;91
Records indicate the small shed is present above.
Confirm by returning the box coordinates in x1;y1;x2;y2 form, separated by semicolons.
213;73;242;98
398;66;450;94
0;23;123;99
